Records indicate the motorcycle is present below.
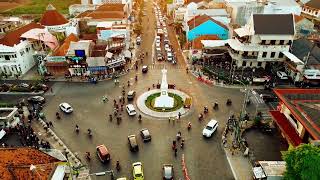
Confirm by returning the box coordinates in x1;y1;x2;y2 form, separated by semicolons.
86;152;91;161
116;161;121;171
56;112;60;120
75;125;79;133
135;75;138;82
176;131;182;141
181;139;185;149
187;122;192;131
226;99;232;106
204;106;208;114
87;129;92;137
198;113;203;121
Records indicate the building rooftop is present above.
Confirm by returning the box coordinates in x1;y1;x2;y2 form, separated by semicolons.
0;147;62;180
53;33;79;56
187;35;220;49
0;22;44;47
184;0;204;5
253;14;294;35
305;0;320;9
96;3;125;11
77;11;126;20
187;14;228;30
274;89;320;140
40;4;69;26
291;38;320;66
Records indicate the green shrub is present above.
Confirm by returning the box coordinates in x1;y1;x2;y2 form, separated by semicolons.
145;93;184;112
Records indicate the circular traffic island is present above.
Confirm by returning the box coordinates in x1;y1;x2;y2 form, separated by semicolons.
136;89;191;119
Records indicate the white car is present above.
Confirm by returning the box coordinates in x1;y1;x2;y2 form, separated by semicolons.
202;119;218;138
165;44;170;51
126;104;137;116
59;103;73;113
276;71;288;80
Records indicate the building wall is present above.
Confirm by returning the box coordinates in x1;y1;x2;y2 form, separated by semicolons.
302;6;320;19
187;20;228;41
0;41;36;77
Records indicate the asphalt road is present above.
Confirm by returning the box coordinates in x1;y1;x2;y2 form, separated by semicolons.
19;1;247;180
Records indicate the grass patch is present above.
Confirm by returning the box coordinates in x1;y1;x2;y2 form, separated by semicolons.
2;0;80;15
145;92;184;112
167;0;173;4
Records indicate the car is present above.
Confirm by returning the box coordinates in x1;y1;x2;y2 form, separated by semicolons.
162;164;174;180
202;119;218;138
260;94;278;103
140;128;151;142
18;83;30;88
157;53;163;61
96;144;110;163
165;44;170;51
136;36;141;45
276;71;288;80
142;65;148;73
167;52;173;61
27;96;45;104
128;135;139;151
126;104;137;116
164;38;169;44
59;103;73;113
156;42;161;47
132;162;144;180
127;91;136;101
156;47;161;52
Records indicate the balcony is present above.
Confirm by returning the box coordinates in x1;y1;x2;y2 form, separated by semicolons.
228;39;290;52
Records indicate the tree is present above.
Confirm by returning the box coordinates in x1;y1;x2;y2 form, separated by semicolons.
283;144;320;180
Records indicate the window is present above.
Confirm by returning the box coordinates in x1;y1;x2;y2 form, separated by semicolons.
280;40;284;45
4;55;10;60
262;52;267;58
257;62;262;67
250;62;252;67
270;40;276;45
271;52;276;58
242;61;246;66
261;40;266;45
279;53;284;58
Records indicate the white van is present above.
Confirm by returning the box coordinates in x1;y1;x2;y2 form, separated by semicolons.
126;104;136;116
276;71;288;80
167;52;173;61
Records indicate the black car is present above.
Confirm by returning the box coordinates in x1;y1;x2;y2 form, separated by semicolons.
127;91;136;101
27;96;46;104
260;94;277;103
140;128;151;142
128;135;139;152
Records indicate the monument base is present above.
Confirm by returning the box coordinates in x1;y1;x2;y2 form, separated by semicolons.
154;95;174;108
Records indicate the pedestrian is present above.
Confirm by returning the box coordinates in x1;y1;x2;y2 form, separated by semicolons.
174;148;177;157
46;122;50;127
49;121;53;127
178;112;181;119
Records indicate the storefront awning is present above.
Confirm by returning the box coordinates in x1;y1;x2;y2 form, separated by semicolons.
234;27;252;37
124;50;131;58
269;110;302;147
88;66;107;72
201;40;228;48
282;51;304;65
105;52;113;59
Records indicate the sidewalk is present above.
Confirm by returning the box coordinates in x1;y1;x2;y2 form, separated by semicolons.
23;106;90;180
222;125;253;180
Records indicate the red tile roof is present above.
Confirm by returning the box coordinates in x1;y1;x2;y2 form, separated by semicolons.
294;15;304;23
187;35;220;49
40;4;69;26
53;33;79;56
269;110;303;147
273;89;320;140
0;147;62;180
0;22;44;47
184;0;203;5
77;11;126;20
187;14;228;31
96;3;125;11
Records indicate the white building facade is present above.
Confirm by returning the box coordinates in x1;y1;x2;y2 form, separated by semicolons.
228;14;295;69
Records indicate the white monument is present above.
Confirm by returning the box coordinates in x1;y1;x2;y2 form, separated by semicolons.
154;68;174;108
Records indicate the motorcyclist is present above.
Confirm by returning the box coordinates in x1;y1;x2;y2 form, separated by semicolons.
75;124;79;133
135;75;138;81
199;113;203;120
56;112;60;119
176;131;182;141
109;114;112;121
187;122;192;130
116;160;121;171
138;114;142;121
87;128;92;136
204;106;208;113
214;102;219;109
86;152;91;160
127;80;130;87
181;139;185;149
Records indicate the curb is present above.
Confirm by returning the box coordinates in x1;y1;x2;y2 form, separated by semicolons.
0;91;44;95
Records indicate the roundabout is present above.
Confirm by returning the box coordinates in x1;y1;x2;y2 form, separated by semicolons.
136;89;191;119
136;67;192;119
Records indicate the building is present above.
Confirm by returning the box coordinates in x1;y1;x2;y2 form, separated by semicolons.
40;4;70;33
0;21;16;34
284;37;320;86
301;0;320;27
45;33;79;76
226;0;301;26
186;15;229;42
228;14;295;69
270;89;320;147
76;3;128;26
294;15;315;39
0;108;19;128
184;8;230;28
0;22;45;77
0;147;67;180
